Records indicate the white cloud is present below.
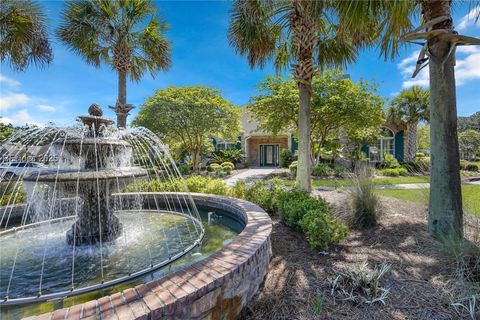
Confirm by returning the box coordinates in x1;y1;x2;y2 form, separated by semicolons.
0;93;30;111
457;6;480;30
0;75;21;88
14;109;32;123
0;116;14;124
398;45;480;88
36;104;56;112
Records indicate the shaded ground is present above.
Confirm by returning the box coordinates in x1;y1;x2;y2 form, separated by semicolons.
240;193;468;320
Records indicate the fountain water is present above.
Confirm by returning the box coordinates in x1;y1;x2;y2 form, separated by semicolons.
0;105;207;305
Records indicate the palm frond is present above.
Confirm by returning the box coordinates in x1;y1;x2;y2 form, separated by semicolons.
228;0;286;69
0;0;53;71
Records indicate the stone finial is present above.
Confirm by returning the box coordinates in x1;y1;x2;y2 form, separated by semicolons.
88;103;103;117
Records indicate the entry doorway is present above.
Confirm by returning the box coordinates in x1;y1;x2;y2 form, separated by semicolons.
259;144;279;167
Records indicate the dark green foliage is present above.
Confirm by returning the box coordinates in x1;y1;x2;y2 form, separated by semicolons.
212;149;244;164
457;112;480;132
465;164;479;172
380;153;400;169
401;161;421;173
178;164;191;175
312;163;334;177
299;210;349;249
276;189;328;228
279;149;295;168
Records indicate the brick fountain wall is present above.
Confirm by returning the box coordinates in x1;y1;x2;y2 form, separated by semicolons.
24;193;272;320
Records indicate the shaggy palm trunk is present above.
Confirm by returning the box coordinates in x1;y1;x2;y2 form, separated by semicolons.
407;122;418;160
117;71;128;129
423;0;463;240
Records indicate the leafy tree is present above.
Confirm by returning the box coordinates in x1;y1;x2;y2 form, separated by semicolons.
336;1;480;240
387;86;429;160
417;124;430;151
458;130;480;161
229;1;364;192
57;0;171;128
0;0;52;71
458;112;480;132
0;122;15;142
248;70;385;163
133;86;241;172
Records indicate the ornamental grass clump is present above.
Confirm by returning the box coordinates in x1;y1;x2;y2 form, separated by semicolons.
349;168;381;228
330;261;391;305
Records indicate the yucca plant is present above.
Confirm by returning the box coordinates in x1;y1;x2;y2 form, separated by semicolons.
0;0;53;71
57;0;171;128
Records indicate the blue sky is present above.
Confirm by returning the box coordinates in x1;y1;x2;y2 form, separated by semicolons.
1;1;479;127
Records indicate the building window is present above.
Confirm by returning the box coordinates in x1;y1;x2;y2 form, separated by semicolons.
216;142;236;151
369;127;395;162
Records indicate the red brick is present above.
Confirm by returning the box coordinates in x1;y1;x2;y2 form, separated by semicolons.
113;304;135;320
122;288;138;303
97;296;112;313
128;300;149;320
51;308;67;320
82;300;97;317
110;292;124;308
66;304;82;320
99;307;118;320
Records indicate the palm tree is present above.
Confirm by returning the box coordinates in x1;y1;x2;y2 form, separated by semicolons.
387;86;429;160
0;0;53;71
336;1;480;240
57;0;171;128
229;0;362;192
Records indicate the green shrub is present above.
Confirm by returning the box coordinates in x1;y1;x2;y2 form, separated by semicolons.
416;156;430;172
289;161;298;176
401;161;421;173
221;162;235;174
279;149;295;168
0;192;25;206
212;149;243;164
380;153;400;169
178;164;191;175
332;165;345;178
229;180;247;199
460;159;469;170
350;169;380;228
299;210;349;249
465;163;479;172
312;164;334;177
207;163;219;172
277;189;327;228
416;152;426;158
378;167;408;176
203;178;229;195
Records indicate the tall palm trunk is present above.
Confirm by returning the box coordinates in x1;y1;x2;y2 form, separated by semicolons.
406;121;418;160
422;0;463;240
117;71;128;129
292;1;315;192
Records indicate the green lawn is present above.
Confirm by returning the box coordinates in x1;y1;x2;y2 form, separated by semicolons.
376;184;480;217
280;176;430;188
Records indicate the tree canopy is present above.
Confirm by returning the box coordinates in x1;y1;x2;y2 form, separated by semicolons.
133;86;241;171
248;70;385;162
458;112;480;132
458;129;480;161
0;122;15;142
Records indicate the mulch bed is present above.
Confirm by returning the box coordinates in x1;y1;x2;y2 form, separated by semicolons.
240;193;469;320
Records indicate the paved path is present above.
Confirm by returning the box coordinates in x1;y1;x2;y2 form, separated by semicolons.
224;168;276;186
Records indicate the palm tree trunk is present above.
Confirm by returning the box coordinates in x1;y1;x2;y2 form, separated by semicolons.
422;0;463;240
297;82;312;191
407;121;417;160
117;71;128;128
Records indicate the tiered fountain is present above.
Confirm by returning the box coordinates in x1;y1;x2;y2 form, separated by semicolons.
23;104;147;245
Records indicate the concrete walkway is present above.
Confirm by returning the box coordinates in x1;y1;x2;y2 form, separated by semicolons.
224;168;276;186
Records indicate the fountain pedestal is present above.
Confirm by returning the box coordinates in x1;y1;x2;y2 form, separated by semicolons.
24;104;147;245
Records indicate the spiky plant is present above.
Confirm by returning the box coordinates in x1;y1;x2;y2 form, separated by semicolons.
229;0;365;192
57;0;171;128
0;0;53;71
387;86;430;160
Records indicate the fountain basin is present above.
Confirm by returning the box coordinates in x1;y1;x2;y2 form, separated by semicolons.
8;193;272;320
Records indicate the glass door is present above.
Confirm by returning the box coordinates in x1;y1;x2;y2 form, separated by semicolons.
260;145;279;166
